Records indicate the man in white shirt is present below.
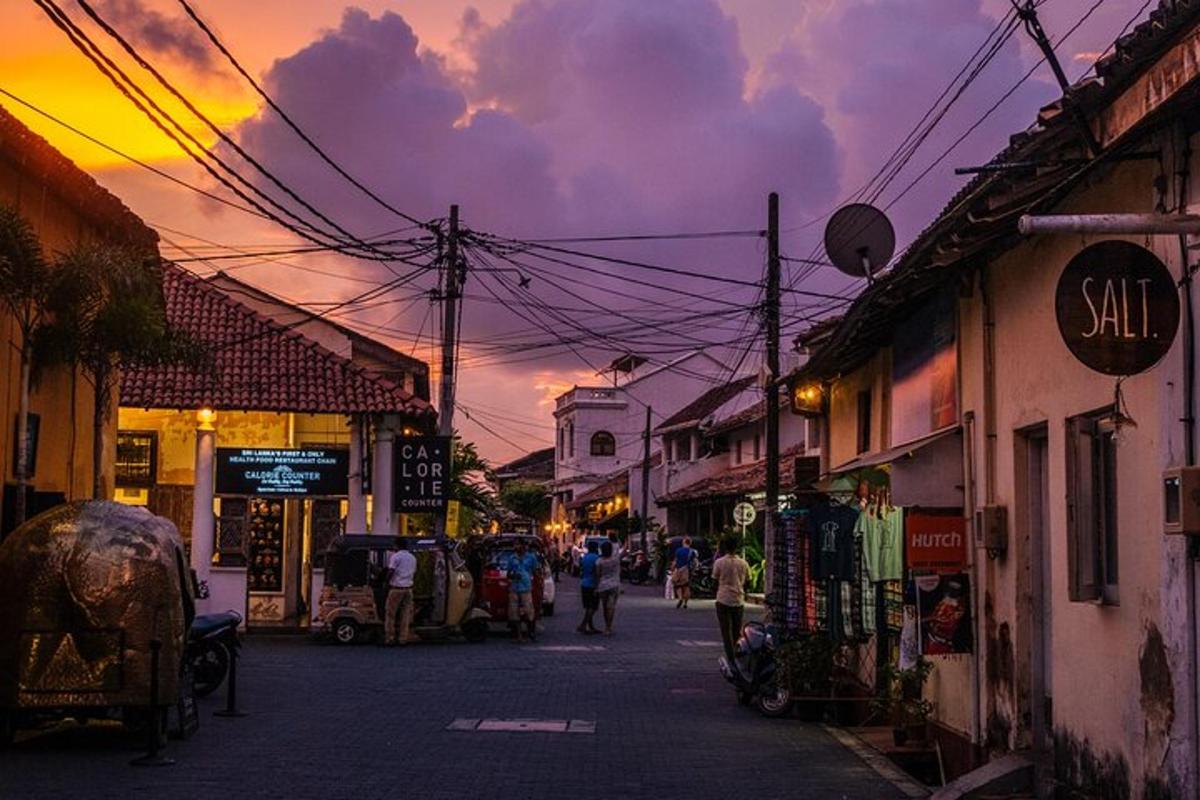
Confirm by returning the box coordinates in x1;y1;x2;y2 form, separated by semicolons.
385;539;418;646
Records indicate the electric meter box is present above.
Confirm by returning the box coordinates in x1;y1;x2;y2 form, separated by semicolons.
1163;467;1200;535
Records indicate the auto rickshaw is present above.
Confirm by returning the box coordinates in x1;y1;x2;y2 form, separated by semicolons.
314;535;491;644
461;534;550;626
0;501;194;744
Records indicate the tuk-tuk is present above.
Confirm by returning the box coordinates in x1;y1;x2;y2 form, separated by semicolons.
0;502;194;744
462;534;550;624
314;535;491;644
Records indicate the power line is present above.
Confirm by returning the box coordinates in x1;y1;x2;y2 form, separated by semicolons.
174;0;430;230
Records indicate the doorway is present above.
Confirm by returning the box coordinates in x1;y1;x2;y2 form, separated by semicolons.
1015;425;1052;756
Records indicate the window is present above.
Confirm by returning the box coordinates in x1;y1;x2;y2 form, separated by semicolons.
736;439;743;465
1066;411;1119;604
568;423;575;457
856;390;872;454
558;426;564;461
676;436;692;462
116;430;157;487
753;433;761;461
590;431;616;457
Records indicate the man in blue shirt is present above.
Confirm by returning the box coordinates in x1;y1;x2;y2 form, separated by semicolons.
503;538;541;642
577;539;601;635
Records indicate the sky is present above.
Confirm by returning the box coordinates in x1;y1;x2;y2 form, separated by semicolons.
1;0;1155;464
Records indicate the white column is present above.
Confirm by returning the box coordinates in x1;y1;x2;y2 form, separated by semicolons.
346;415;368;533
371;419;396;535
191;419;216;612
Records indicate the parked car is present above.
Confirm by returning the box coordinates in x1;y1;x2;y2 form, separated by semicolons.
0;502;194;745
315;535;491;644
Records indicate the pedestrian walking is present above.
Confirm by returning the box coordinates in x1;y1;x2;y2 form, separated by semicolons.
672;536;696;609
548;540;562;582
502;538;540;643
576;539;601;634
597;540;621;635
384;538;417;646
712;535;750;663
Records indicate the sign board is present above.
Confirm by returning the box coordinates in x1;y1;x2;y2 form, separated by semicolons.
215;448;348;497
906;514;968;574
394;436;452;511
733;502;757;527
1055;240;1179;376
445;499;461;537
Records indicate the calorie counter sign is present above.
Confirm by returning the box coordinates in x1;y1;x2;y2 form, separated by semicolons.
394;435;452;511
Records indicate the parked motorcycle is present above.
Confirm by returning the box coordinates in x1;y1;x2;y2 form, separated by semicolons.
188;610;242;697
689;557;718;597
620;550;652;585
718;621;793;717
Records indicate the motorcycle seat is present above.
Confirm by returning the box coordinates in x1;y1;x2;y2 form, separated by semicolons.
191;610;242;638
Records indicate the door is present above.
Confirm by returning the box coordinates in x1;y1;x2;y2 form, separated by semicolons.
1019;427;1052;753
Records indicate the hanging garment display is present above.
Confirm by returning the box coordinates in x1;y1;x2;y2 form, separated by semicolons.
860;505;904;582
916;573;973;655
809;500;858;580
899;605;920;670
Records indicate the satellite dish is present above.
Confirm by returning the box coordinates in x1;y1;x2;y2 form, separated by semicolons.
824;203;895;280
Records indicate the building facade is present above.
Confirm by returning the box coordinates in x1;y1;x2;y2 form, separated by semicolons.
0;104;158;536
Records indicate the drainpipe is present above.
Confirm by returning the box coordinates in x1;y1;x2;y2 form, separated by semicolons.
979;266;999;757
964;409;983;753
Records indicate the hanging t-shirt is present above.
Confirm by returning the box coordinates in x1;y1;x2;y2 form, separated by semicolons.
809;501;858;580
860;507;904;582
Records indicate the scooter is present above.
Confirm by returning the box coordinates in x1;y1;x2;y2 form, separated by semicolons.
620;550;652;585
188;611;242;697
690;557;718;597
718;621;793;717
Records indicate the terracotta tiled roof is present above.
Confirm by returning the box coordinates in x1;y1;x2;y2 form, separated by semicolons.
655;375;756;432
120;264;436;419
0;104;157;250
656;444;809;506
566;471;629;510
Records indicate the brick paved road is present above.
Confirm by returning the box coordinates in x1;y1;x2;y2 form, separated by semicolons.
1;580;906;800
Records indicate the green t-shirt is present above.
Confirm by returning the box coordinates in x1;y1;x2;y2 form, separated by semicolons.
859;507;903;582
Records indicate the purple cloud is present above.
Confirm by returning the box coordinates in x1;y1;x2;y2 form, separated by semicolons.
94;0;216;70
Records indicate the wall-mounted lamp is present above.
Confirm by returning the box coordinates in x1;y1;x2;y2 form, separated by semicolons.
197;407;217;430
790;381;826;416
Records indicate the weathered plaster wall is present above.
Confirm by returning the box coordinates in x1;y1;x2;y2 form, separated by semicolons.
0;158;119;507
960;147;1191;798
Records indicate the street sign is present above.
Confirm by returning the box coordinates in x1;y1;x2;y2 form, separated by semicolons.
445;500;461;536
733;502;757;527
215;448;348;497
1055;240;1180;376
394;436;452;511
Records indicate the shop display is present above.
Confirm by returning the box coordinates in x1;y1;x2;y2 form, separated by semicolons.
809;500;858;580
915;573;972;655
246;497;284;593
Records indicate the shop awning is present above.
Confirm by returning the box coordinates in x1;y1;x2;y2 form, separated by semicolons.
822;425;960;482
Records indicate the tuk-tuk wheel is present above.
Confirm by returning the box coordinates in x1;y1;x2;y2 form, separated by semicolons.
462;619;488;643
332;618;360;645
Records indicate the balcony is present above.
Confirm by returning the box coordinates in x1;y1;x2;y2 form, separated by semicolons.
555;386;626;413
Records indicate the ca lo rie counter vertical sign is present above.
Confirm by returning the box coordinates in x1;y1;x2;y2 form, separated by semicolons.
394;436;452;511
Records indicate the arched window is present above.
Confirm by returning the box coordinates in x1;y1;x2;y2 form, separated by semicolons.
590;431;616;457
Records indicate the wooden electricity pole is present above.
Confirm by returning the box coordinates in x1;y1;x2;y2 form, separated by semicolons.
765;192;781;605
640;404;652;553
435;205;461;538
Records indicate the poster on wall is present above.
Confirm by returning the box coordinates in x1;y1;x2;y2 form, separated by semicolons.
915;573;973;655
891;289;958;445
216;448;349;497
906;513;968;574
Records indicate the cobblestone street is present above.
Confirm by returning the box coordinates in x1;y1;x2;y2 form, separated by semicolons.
1;581;907;800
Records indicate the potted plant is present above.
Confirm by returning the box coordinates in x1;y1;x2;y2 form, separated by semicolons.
872;658;934;746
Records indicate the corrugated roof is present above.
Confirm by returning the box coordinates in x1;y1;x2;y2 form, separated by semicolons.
120;263;436;418
655;375;756;432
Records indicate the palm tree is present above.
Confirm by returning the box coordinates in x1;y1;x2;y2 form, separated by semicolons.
498;479;551;529
0;206;50;527
37;243;199;499
449;437;495;535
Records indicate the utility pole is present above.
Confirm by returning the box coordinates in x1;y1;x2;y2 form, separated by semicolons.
640;404;652;554
435;205;461;538
764;192;782;611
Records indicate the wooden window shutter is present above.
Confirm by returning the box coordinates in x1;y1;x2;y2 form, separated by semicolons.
1065;415;1100;602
